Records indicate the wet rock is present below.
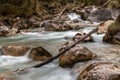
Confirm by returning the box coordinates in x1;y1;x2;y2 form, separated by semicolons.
29;47;52;61
59;41;96;67
77;62;120;80
103;15;120;44
72;33;94;42
0;71;29;80
97;20;114;34
1;44;31;56
1;44;52;61
0;26;9;36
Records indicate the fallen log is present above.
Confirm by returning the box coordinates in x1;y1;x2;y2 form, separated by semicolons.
16;27;98;72
57;5;67;19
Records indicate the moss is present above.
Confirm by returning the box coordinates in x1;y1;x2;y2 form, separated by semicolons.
103;15;120;44
107;15;120;35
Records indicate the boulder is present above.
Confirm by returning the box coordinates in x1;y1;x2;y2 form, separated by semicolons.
0;26;9;36
97;20;114;34
59;41;96;67
72;33;94;42
1;44;52;61
103;15;120;44
88;8;114;22
29;47;52;61
77;62;120;80
1;44;31;56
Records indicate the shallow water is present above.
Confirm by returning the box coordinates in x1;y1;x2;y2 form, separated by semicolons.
0;27;120;80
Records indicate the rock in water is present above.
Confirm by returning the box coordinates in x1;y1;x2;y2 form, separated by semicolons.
0;26;9;36
1;44;52;61
59;41;96;67
0;71;30;80
72;33;94;42
29;47;52;61
77;62;120;80
103;14;120;44
97;20;114;34
1;44;31;56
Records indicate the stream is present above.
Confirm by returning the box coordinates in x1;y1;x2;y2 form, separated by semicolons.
0;27;120;80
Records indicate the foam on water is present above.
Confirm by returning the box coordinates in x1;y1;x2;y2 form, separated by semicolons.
21;31;78;40
67;13;81;21
0;48;32;67
23;64;76;80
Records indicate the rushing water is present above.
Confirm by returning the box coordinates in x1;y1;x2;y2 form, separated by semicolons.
0;27;120;80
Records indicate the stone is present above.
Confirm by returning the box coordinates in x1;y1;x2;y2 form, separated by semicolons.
88;8;114;22
72;33;94;42
0;71;29;80
103;15;120;44
77;62;120;80
97;20;114;34
43;20;72;31
0;26;9;36
1;44;52;61
29;47;52;61
1;44;31;56
59;41;96;67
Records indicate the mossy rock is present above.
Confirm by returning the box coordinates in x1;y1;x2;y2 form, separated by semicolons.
103;15;120;44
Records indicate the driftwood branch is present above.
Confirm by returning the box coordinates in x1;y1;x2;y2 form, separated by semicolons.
16;28;98;72
57;6;67;19
98;0;110;9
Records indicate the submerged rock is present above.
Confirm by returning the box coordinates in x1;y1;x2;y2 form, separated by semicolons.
77;62;120;80
0;71;30;80
103;15;120;44
59;41;96;67
1;44;52;61
72;33;94;42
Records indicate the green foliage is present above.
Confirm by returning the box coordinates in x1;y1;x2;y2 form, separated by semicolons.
0;3;19;16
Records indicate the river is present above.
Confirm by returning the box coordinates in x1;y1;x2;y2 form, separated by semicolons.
0;27;120;80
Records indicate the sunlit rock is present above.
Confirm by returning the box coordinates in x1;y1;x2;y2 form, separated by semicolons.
103;15;120;44
77;62;120;80
1;44;31;56
97;20;114;34
59;41;96;67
